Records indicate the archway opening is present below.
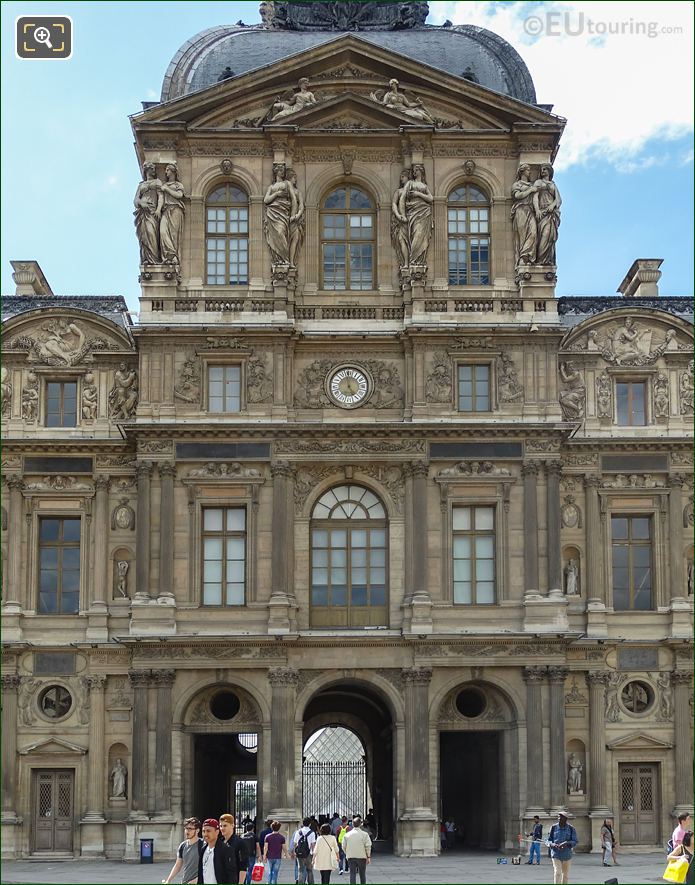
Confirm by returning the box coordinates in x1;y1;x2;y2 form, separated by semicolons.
303;682;393;846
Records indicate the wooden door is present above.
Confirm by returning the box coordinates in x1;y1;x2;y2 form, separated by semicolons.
33;770;74;852
619;763;659;845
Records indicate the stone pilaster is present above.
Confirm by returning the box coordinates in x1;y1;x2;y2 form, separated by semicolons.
158;464;176;602
129;670;151;816
153;670;175;814
584;476;607;637
406;462;433;633
668;476;686;596
87;476;110;641
268;462;295;633
268;668;299;816
523;666;545;812
522;462;539;593
547;666;568;810
135;463;153;599
1;675;21;821
545;462;563;593
81;675;107;854
3;477;24;639
586;672;610;815
399;667;437;855
672;671;694;812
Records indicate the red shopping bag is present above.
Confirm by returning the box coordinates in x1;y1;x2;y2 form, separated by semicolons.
251;862;264;882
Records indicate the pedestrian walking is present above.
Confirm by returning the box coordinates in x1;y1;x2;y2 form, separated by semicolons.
263;821;288;885
342;816;372;885
218;813;250;883
546;812;578;885
445;819;456;851
292;817;317;885
667;831;695;884
242;822;261;884
313;822;340;884
601;818;619;867
526;815;542;865
337;817;351;874
163;817;204;884
258;819;273;856
673;814;694;849
330;813;342;837
199;818;248;884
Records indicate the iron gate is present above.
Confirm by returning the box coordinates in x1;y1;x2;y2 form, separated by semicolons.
302;759;366;818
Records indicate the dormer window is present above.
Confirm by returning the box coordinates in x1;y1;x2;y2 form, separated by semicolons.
321;187;375;290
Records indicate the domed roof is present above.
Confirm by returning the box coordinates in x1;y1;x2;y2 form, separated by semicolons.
161;15;537;106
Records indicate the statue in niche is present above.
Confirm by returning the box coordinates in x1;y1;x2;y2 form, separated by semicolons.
596;371;612;418
680;360;694;416
270;78;317;120
264;164;295;267
133;161;162;265
564;559;579;596
653;373;670;418
81;372;98;420
22;370;39;421
425;353;452;403
567;753;583;793
371;79;435;123
287;169;306;268
399;164;433;268
110;758;128;798
115;560;129;598
559;362;586;420
108;363;139;420
391;170;410;269
0;366;12;417
510;164;540;265
533;164;562;266
159;163;185;271
112;498;135;531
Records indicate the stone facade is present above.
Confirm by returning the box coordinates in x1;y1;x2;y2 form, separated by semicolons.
1;1;693;861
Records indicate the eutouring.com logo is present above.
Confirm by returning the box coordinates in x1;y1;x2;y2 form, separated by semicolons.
522;12;683;39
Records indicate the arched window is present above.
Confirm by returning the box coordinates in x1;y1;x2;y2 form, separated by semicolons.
447;185;490;285
321;187;375;290
206;184;249;285
310;484;387;627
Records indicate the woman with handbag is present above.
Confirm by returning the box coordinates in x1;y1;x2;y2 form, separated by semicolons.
665;830;695;884
313;823;340;884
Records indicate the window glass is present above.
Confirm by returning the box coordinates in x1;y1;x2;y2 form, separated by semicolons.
453;505;496;604
202;507;246;606
205;184;249;285
447;185;490;285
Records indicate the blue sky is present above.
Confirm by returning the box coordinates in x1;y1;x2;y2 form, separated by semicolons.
2;1;693;310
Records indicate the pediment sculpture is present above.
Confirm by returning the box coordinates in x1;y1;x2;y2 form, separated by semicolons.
267;78;318;121
10;319;111;366
370;79;435;123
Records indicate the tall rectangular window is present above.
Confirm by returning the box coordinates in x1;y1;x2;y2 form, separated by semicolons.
46;381;77;427
38;518;81;614
447;186;490;285
202;507;246;605
452;505;495;604
616;381;646;426
208;365;241;412
205;185;249;285
458;364;490;412
611;515;652;610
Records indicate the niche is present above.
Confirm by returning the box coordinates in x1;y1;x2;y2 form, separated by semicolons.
562;546;581;596
112;548;133;599
566;738;586;796
107;742;130;805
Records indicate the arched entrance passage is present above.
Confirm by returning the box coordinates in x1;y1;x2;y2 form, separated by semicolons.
303;727;367;819
302;682;394;843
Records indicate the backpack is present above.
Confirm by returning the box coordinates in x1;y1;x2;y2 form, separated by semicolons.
295;830;311;858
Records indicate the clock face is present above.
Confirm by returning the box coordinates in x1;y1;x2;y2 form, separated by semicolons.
328;365;370;409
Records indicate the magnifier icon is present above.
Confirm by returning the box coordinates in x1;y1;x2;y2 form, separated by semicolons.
33;26;53;48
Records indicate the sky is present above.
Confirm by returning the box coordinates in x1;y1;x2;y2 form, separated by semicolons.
1;0;693;311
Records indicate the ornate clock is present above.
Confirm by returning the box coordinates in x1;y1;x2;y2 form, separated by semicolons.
327;365;371;409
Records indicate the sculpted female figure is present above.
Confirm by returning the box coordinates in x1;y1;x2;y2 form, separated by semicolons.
399;164;433;268
263;163;295;266
378;79;435;124
271;78;317;120
159;163;186;268
133;161;162;265
533;164;562;265
510;164;540;265
287;169;305;268
390;169;410;269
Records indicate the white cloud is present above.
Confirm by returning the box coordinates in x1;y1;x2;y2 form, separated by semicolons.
429;1;694;170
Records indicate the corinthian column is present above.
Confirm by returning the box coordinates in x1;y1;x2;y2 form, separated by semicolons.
5;476;24;606
522;463;539;593
668;476;686;597
129;670;151;815
401;668;433;812
523;666;545;811
268;462;294;633
154;670;175;813
268;668;298;814
547;666;568;809
158;463;176;601
672;671;694;810
546;462;563;593
92;476;110;606
83;675;107;820
1;675;21;820
586;671;610;814
135;463;153;599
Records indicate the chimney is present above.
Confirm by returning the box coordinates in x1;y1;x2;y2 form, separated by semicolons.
617;258;663;298
10;260;54;297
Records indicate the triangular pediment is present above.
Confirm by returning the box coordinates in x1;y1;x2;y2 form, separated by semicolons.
19;737;87;755
606;732;673;751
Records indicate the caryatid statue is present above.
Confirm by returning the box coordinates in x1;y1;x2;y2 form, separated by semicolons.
133;161;162;265
390;170;410;269
159;163;186;271
510;164;540;266
287;168;305;268
533;164;562;265
398;164;434;269
264;163;301;270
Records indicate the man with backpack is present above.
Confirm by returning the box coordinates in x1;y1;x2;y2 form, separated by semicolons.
546;811;578;884
291;817;317;884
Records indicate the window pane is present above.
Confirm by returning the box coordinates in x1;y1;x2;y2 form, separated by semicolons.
204;538;223;560
60;592;79;614
475;507;494;530
204;509;223;531
452;508;471;530
204;584;222;605
204;560;223;583
632;517;650;540
313;530;328;548
324;188;347;209
227;508;245;531
40;519;60;541
226;584;244;606
453;536;471;559
611;517;628;540
226;538;245;561
62;548;80;571
349;188;372;209
475;536;494;559
312;587;328;606
312;549;328;567
454;582;472;604
350;529;366;548
370;529;386;547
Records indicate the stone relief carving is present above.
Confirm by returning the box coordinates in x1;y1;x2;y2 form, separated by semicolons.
174;353;201;403
187;462;262;479
276;438;426;455
415;642;560;658
672;451;694;467
656;673;673;721
24;476;93;492
115;560;129;598
566;753;583;793
601;474;664;489
438;461;511;478
605;673;622;722
425;352;452;403
261;1;429;30
564;679;588;705
11;320;110;367
370;79;435;123
110;758;128;799
203;336;246;350
577;318;677;367
497;353;524;403
1;366;12;417
688;559;694;596
559;362;586;420
131;644;282;661
684;496;694;529
247;354;274;404
368;361;403;408
268;78;317;120
134;161;162;265
106;677;132;709
564;559;580;596
561;495;582;528
361;464;405;514
108;363;139;419
295;360;331;408
81;372;98;421
21;370;39;421
138;439;173;454
653;372;670;418
18;678;40;725
111;498;135;530
1;457;21;469
98;455;137;469
596;370;612;418
680;360;694;416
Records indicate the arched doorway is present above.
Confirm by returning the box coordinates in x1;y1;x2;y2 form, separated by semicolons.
303;727;367;819
302;681;394;844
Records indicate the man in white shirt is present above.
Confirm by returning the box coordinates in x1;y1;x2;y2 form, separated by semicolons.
201;819;219;884
342;817;372;885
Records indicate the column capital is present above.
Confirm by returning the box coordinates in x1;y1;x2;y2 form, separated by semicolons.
671;670;693;686
95;475;111;491
128;669;153;687
407;461;429;479
401;666;432;686
521;461;540;477
158;462;177;478
152;669;176;686
668;474;687;489
547;666;569;684
1;675;21;690
583;475;602;489
83;674;107;691
523;665;546;683
268;667;299;687
545;460;564;477
136;462;154;478
271;461;293;479
586;670;611;686
6;475;24;491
